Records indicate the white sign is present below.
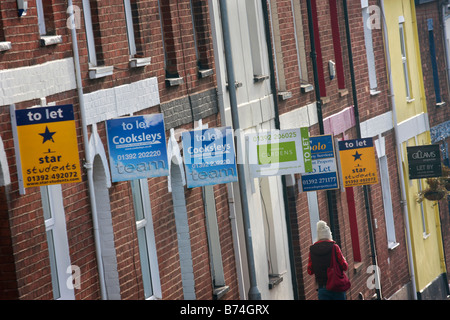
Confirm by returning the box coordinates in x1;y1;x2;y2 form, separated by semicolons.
246;128;312;177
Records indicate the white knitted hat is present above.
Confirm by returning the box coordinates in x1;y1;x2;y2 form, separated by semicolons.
317;220;332;241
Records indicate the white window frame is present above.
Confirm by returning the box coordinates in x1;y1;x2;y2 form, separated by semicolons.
41;185;75;300
130;179;162;300
260;176;287;277
418;180;430;239
36;0;46;35
362;3;378;92
202;185;226;288
375;137;399;249
246;0;268;79
379;156;399;249
82;0;97;66
399;19;412;100
124;0;137;57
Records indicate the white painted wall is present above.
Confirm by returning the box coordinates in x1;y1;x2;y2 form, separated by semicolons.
0;58;77;106
210;0;294;300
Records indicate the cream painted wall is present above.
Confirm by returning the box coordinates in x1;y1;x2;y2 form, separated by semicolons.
383;0;446;293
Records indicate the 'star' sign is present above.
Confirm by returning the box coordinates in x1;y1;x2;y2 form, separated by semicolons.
338;138;378;188
407;144;442;179
11;104;82;191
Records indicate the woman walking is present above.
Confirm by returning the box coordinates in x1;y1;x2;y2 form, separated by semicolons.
307;220;349;300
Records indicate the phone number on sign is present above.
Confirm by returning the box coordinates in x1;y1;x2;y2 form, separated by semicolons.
25;171;79;187
252;131;297;142
117;150;161;161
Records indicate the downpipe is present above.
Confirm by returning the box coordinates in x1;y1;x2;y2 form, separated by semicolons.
67;1;107;300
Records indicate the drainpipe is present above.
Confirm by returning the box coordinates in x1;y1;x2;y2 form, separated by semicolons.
67;1;107;300
261;0;299;300
218;0;261;300
343;0;381;300
207;0;246;300
380;0;417;300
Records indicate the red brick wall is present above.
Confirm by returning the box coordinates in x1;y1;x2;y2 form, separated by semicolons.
273;0;412;300
0;0;237;301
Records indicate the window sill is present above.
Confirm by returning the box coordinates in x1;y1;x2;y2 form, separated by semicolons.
278;91;292;101
129;56;151;68
199;68;213;78
165;77;184;87
0;41;12;52
301;83;314;93
353;261;364;274
370;89;381;96
254;74;269;82
339;88;349;97
213;286;230;300
226;81;243;90
268;274;283;289
321;96;330;104
388;241;400;250
40;35;63;47
89;65;114;79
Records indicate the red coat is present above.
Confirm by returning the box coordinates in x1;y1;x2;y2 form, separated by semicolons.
307;240;348;288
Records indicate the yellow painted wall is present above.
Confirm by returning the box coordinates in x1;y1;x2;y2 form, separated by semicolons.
383;0;427;123
402;136;446;292
384;0;446;293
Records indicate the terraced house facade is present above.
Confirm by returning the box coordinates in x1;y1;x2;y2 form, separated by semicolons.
1;0;449;300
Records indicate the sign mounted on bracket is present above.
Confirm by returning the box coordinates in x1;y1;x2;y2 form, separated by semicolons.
301;135;339;192
247;128;312;178
106;113;169;182
11;104;82;193
182;126;238;188
407;144;442;179
338;138;378;188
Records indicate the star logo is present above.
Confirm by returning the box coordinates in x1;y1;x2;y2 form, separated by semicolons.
39;126;56;144
352;151;362;161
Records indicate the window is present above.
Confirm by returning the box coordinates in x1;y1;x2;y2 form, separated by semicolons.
399;20;412;100
362;3;378;93
203;185;228;298
36;0;62;46
268;0;310;97
36;0;55;36
83;0;99;66
379;156;398;249
310;0;326;97
41;185;75;300
418;180;430;238
190;0;213;76
82;0;113;78
427;19;443;105
307;192;320;243
260;176;288;288
131;179;162;299
328;0;345;90
124;0;151;68
246;0;269;81
124;0;137;57
291;0;309;84
0;3;11;51
158;0;182;83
